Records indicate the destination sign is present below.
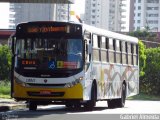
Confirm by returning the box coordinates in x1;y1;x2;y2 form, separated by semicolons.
27;26;67;33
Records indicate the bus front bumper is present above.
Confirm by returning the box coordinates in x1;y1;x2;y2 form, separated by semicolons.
13;80;83;101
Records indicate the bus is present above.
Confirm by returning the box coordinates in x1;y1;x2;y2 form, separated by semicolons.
10;21;139;111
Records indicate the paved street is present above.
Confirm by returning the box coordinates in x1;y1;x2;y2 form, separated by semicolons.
0;100;160;120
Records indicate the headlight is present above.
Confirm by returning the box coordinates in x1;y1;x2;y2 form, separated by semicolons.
15;77;28;87
64;77;83;88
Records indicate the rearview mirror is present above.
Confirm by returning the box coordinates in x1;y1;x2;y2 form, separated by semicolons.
8;34;16;55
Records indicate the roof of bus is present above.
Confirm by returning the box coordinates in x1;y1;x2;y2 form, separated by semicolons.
17;21;81;26
82;24;138;43
16;21;138;43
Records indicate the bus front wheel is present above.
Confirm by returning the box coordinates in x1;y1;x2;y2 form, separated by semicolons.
84;83;96;110
28;101;37;111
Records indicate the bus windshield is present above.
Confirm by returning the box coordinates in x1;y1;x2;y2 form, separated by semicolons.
15;37;83;70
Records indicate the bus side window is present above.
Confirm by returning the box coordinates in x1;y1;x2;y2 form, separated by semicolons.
93;34;100;61
108;38;114;63
116;40;121;64
122;41;127;64
133;44;138;65
128;43;132;65
136;44;138;65
84;30;91;40
101;36;107;62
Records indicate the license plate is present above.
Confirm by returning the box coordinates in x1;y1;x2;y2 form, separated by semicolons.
40;90;51;95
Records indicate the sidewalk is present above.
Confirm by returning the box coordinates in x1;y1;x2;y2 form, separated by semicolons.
0;98;26;112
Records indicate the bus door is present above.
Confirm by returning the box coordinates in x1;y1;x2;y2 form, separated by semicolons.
84;31;92;73
84;31;93;99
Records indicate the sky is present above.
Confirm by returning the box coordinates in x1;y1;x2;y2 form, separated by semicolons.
0;0;85;29
71;0;85;15
0;3;10;29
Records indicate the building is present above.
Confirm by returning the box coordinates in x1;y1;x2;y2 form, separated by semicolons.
9;3;70;29
55;4;70;21
9;3;55;29
129;0;135;32
0;29;15;45
134;0;160;32
120;0;131;32
0;0;74;3
84;0;111;30
84;0;130;32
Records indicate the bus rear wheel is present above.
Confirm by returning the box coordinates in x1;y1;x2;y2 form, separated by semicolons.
107;84;126;108
116;83;126;107
28;101;37;111
107;99;116;108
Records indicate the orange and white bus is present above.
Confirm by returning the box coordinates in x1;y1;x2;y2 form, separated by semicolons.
10;21;139;110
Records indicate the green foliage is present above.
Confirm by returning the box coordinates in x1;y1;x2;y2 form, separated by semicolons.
129;30;157;42
0;80;10;95
129;30;149;40
0;45;11;81
141;47;160;95
0;80;11;98
130;32;160;95
138;41;146;77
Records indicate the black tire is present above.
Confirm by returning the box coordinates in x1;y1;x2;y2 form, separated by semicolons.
107;99;117;108
108;84;126;108
84;83;96;111
28;101;37;111
117;84;126;107
65;102;73;108
74;104;81;108
66;104;72;108
74;104;81;110
66;102;81;110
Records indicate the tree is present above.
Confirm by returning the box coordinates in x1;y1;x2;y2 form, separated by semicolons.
141;47;160;95
129;30;157;42
138;41;146;77
0;45;11;81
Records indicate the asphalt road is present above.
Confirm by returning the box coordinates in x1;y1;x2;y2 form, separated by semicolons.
0;100;160;120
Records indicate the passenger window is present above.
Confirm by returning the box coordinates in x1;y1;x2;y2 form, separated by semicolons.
101;36;107;62
93;34;100;61
93;34;98;48
101;37;106;49
109;38;113;50
116;40;121;63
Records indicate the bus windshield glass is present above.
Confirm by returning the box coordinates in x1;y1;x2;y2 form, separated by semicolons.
15;38;83;70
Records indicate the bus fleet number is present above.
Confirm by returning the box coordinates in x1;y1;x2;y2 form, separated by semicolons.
26;78;35;83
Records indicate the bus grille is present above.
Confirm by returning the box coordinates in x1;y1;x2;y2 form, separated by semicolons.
27;92;65;97
27;83;66;87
